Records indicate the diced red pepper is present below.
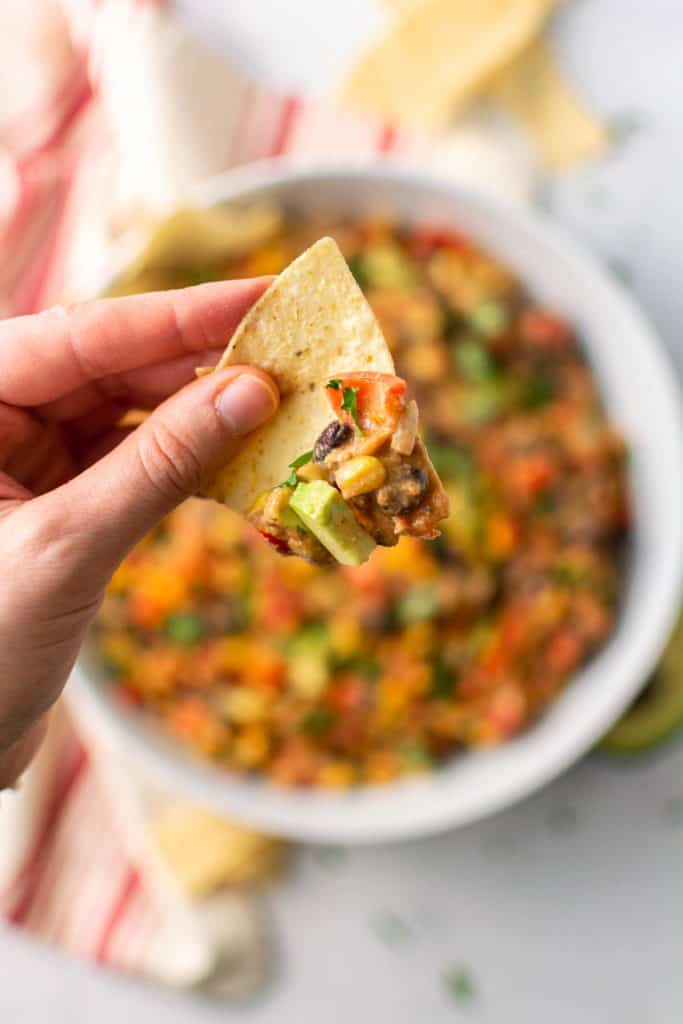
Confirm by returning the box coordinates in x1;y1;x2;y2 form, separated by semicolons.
408;225;466;261
258;530;291;555
519;309;573;351
325;372;407;434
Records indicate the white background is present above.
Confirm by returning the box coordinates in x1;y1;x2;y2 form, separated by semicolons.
2;0;683;1021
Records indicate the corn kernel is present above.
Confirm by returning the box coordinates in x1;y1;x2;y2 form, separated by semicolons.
334;456;386;499
296;462;328;483
233;724;270;767
221;687;266;724
318;760;355;789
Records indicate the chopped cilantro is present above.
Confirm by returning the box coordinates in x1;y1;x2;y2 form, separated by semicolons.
326;380;364;435
164;612;204;647
399;740;433;771
279;449;313;488
332;653;380;680
370;910;412;947
347;254;369;289
431;656;455;699
607;109;649;149
606;256;635;288
314;845;348;869
553;563;590;588
443;965;477;1007
301;706;335;736
425;437;473;481
522;373;555;409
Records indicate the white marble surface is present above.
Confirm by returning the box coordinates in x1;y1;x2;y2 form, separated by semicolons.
2;0;683;1020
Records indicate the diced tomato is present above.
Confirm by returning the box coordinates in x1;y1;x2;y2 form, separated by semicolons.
328;675;367;713
113;686;142;709
505;453;558;500
258;529;291;555
486;512;520;560
546;630;582;673
325;372;406;434
480;603;529;674
485;685;526;738
408;225;466;261
247;647;287;690
519;309;573;351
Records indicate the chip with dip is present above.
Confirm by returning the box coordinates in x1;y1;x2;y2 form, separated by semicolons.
203;237;449;565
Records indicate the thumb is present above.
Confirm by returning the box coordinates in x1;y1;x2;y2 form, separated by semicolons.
45;366;279;573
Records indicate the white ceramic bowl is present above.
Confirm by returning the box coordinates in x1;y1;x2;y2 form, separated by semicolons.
69;162;683;843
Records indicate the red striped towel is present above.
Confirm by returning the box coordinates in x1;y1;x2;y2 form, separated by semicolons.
0;0;419;993
0;0;530;990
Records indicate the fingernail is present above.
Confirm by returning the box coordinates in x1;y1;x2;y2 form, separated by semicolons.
215;373;279;436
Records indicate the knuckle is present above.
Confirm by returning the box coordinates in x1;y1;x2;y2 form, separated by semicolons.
137;420;203;502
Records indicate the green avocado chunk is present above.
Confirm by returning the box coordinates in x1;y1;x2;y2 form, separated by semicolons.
601;615;683;754
289;481;376;567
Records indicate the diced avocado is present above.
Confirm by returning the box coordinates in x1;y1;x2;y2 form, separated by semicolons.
468;298;510;338
279;502;306;530
252;488;309;532
289;481;376;566
286;624;331;699
361;242;416;290
601;615;683;754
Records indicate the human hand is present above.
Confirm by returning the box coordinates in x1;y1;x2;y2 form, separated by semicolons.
0;280;279;786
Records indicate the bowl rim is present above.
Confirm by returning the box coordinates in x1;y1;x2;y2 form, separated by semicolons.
69;159;683;843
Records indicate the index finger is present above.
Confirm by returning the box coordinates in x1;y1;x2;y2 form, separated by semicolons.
0;278;271;406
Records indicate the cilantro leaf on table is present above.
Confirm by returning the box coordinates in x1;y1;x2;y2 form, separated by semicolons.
443;965;477;1007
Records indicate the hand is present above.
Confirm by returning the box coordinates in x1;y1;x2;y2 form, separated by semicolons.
0;280;279;787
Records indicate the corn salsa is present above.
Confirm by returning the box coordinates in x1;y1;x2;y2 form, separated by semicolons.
95;216;629;788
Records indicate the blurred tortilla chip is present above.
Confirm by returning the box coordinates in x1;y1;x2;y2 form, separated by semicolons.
380;0;604;168
207;236;394;512
107;202;282;295
151;803;285;898
342;0;552;133
488;39;608;167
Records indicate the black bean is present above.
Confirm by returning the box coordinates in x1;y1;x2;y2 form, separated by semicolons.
376;465;428;516
313;420;353;463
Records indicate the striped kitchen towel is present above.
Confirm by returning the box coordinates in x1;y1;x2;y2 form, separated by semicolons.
0;0;422;994
0;0;533;994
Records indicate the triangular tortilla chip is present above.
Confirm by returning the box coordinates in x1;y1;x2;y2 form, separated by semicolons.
341;0;552;133
488;40;608;167
380;0;603;168
208;237;395;512
106;203;282;296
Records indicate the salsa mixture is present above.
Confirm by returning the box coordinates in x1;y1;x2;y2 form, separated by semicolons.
249;371;450;566
96;216;629;788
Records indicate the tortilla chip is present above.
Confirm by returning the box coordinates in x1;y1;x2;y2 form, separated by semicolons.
488;39;608;167
208;237;395;512
151;804;285;897
380;0;602;168
341;0;552;133
107;203;282;295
